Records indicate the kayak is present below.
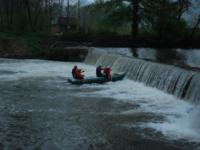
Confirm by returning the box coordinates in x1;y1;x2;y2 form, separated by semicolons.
68;72;126;85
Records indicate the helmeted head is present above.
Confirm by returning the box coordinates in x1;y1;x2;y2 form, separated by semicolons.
74;65;77;69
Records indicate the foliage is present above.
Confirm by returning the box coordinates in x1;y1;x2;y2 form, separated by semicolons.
82;0;132;35
23;34;43;55
0;0;199;47
140;0;189;41
81;0;193;40
0;0;63;34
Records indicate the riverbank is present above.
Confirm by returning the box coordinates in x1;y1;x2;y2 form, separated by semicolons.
1;34;200;73
0;36;88;62
61;33;200;49
1;33;200;58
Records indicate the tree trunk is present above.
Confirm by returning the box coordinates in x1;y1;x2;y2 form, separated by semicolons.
177;0;184;20
33;0;42;27
5;0;10;29
24;0;34;32
9;0;14;28
190;15;200;38
77;0;81;31
67;0;70;18
177;0;190;21
132;0;140;39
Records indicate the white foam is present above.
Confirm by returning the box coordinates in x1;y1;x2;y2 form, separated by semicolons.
1;59;200;143
79;79;200;142
0;59;95;81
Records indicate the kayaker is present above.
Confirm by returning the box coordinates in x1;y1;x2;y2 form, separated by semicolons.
72;65;77;78
104;66;112;80
74;69;84;79
96;65;104;77
72;65;84;79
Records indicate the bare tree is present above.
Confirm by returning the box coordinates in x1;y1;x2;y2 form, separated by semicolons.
191;15;200;37
132;0;140;39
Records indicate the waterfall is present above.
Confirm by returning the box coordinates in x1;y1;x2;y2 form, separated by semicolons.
84;49;104;65
84;50;200;103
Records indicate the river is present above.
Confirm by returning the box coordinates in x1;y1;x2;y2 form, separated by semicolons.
92;47;200;69
0;59;200;150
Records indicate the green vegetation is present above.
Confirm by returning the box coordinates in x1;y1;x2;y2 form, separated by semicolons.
81;0;200;41
0;0;200;49
82;0;132;35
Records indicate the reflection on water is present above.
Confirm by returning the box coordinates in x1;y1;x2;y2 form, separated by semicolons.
92;47;200;69
131;48;185;65
131;48;200;69
177;49;200;68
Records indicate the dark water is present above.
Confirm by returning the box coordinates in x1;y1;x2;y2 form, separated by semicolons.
92;48;200;69
0;59;200;150
0;78;198;150
131;48;200;69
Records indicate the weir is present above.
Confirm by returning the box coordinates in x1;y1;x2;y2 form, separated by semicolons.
84;49;200;103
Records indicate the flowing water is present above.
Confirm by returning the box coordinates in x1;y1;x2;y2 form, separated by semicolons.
91;47;200;69
0;58;200;150
85;50;200;102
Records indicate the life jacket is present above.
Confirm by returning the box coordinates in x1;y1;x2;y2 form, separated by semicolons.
74;69;84;79
96;66;103;77
104;67;111;79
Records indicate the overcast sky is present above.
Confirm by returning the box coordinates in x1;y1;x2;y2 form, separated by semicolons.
63;0;93;5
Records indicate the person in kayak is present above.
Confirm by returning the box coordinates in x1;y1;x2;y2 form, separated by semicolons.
75;69;84;79
72;65;84;79
104;66;112;80
96;65;104;77
72;65;77;78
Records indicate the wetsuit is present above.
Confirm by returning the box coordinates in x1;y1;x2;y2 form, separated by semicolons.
72;66;77;78
96;66;103;77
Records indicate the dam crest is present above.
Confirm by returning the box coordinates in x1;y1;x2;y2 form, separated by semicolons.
84;49;200;103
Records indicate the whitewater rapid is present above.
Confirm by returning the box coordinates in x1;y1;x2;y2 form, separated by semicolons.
0;58;200;146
